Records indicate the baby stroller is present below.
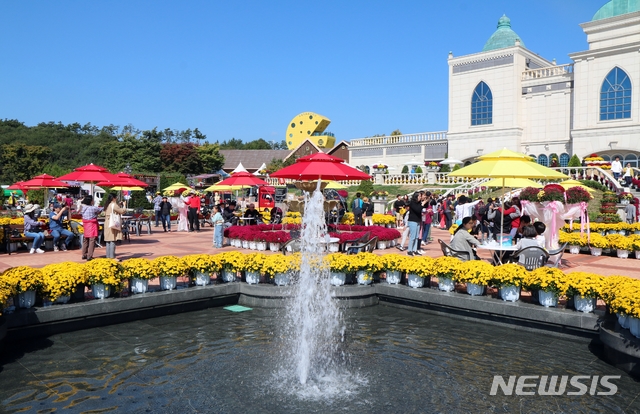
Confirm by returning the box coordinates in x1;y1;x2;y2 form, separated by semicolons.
270;207;283;224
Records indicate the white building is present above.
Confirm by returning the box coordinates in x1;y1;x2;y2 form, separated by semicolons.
349;0;640;171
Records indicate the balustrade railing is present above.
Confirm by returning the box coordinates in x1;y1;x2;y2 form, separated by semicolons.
521;64;573;81
349;131;447;147
380;172;471;186
551;166;622;192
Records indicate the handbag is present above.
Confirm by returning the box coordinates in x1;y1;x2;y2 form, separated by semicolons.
108;205;122;230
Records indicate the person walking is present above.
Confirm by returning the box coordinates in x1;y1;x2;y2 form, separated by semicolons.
8;192;17;210
352;192;364;226
362;197;374;226
421;202;434;246
104;193;126;259
79;195;103;261
49;203;75;251
442;194;454;230
611;156;623;180
185;191;201;232
23;204;45;254
623;163;633;187
152;192;163;227
407;191;425;256
159;196;173;232
212;205;224;248
393;195;405;228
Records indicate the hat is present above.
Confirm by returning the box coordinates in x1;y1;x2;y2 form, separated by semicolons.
156;191;161;195
53;202;61;209
23;204;38;214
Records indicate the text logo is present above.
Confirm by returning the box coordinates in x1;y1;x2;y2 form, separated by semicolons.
490;375;620;396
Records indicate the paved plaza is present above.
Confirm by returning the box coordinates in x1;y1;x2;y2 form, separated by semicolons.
3;224;639;280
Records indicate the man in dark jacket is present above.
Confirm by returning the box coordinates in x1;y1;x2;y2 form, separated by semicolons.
159;196;173;232
407;191;426;256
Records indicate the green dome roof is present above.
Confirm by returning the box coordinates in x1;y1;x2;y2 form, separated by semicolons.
482;15;525;52
592;0;640;20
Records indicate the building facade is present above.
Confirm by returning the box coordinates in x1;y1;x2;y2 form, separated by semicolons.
448;1;640;167
347;1;640;171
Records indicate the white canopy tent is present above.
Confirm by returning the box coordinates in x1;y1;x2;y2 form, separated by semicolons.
231;162;248;174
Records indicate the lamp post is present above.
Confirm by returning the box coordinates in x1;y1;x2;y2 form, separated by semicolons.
124;163;132;175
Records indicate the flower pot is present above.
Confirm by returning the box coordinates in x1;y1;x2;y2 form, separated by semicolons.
618;230;627;236
606;230;617;235
245;271;260;285
617;313;630;329
438;277;455;292
241;240;249;249
356;270;372;285
630;317;640;339
17;290;37;308
55;296;70;304
574;295;597;313
234;239;242;248
634;231;640;236
466;283;485;296
385;270;402;285
635;250;640;259
590;247;602;256
330;271;346;286
269;242;281;252
568;245;581;255
249;241;257;250
538;290;559;307
274;272;290;286
92;284;111;299
328;243;340;253
377;241;388;250
256;242;267;251
71;283;86;302
621;199;630;205
616;249;629;259
221;269;236;283
131;278;148;294
160;276;177;290
499;285;521;302
407;273;428;288
195;271;210;286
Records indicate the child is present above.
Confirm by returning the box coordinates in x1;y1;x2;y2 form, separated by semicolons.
396;210;411;251
533;221;546;249
212;205;224;248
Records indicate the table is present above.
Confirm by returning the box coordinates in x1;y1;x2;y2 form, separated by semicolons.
477;243;519;265
238;217;258;226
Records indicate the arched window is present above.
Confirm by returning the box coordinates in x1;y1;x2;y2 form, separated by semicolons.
600;67;632;120
624;154;638;168
529;154;537;161
601;155;611;162
537;154;548;167
471;82;493;126
560;153;570;168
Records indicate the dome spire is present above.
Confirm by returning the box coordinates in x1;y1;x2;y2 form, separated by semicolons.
482;14;525;52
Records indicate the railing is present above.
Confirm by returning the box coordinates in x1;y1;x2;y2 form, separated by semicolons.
380;172;471;186
521;64;573;81
264;177;361;187
550;166;623;193
349;131;447;147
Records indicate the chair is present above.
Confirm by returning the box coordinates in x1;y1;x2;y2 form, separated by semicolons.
438;239;472;262
281;238;301;255
508;246;549;271
136;214;152;235
346;236;378;255
546;242;567;268
343;231;370;249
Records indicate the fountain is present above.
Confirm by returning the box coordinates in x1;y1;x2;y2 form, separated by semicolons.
276;181;366;398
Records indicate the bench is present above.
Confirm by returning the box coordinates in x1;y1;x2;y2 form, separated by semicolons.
3;224;74;254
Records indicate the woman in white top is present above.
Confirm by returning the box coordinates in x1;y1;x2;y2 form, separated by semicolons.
623;163;633;187
449;217;480;262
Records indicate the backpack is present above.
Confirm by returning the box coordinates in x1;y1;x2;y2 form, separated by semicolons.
352;198;363;215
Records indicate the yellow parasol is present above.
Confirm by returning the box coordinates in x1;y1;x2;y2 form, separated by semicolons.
204;183;245;192
484;178;543;188
324;181;347;189
163;182;190;192
558;179;595;193
449;148;568;235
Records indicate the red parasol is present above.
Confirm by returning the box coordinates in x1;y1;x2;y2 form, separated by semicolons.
57;163;119;183
8;181;29;191
20;174;69;189
95;172;149;188
270;153;371;181
215;171;269;188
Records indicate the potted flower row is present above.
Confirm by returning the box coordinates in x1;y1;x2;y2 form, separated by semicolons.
601;276;640;338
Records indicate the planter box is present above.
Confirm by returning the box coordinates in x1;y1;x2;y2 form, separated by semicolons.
131;278;148;294
194;271;210;286
538;290;559;307
274;272;290;286
269;242;281;252
568;245;581;255
574;295;596;313
407;274;429;289
499;285;521;302
160;276;177;290
385;270;402;285
330;271;346;286
92;284;111;299
245;271;260;285
356;270;372;285
590;247;602;256
617;249;629;259
17;290;37;308
438;277;455;292
466;283;485;296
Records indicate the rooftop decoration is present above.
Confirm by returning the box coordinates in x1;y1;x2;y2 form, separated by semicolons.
482;15;526;52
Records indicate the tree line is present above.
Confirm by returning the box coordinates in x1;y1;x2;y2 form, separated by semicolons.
0;119;288;183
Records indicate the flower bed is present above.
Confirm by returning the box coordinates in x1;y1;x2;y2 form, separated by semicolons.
0;252;638;317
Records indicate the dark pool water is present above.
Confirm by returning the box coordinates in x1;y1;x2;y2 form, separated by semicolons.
1;305;639;413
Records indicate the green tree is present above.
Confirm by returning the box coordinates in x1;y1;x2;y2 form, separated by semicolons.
390;129;403;136
440;164;451;173
160;143;203;174
218;138;245;149
244;138;273;150
356;180;374;196
196;143;225;173
568;154;581;173
158;172;188;193
401;165;409;174
415;166;423;174
0;143;51;182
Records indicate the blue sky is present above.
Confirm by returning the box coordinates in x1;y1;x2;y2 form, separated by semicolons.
0;0;606;144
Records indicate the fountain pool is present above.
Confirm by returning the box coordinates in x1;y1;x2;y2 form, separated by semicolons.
0;306;638;413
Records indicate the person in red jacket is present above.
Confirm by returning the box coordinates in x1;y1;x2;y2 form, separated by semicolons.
496;197;521;238
185;191;202;232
